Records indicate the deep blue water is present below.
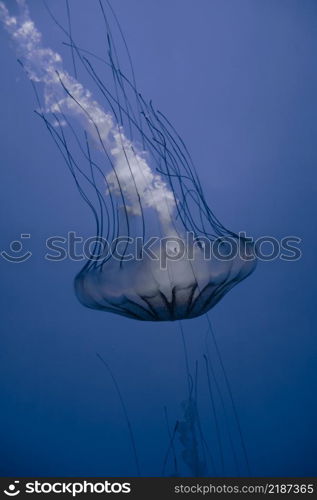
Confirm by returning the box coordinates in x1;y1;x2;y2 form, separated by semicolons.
0;0;316;477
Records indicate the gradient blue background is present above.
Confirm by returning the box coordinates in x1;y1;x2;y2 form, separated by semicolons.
0;0;316;476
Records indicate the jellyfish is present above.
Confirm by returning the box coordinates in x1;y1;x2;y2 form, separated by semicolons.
1;0;257;476
0;0;256;323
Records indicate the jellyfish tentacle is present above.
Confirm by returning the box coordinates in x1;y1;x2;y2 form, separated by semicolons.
163;407;180;477
96;353;141;476
65;0;77;79
205;317;251;475
204;354;225;475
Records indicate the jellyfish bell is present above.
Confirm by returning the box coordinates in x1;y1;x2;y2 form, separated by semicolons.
74;132;257;321
74;134;257;321
74;232;257;321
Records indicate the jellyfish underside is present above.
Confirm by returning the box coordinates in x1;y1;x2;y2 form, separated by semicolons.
75;238;256;321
